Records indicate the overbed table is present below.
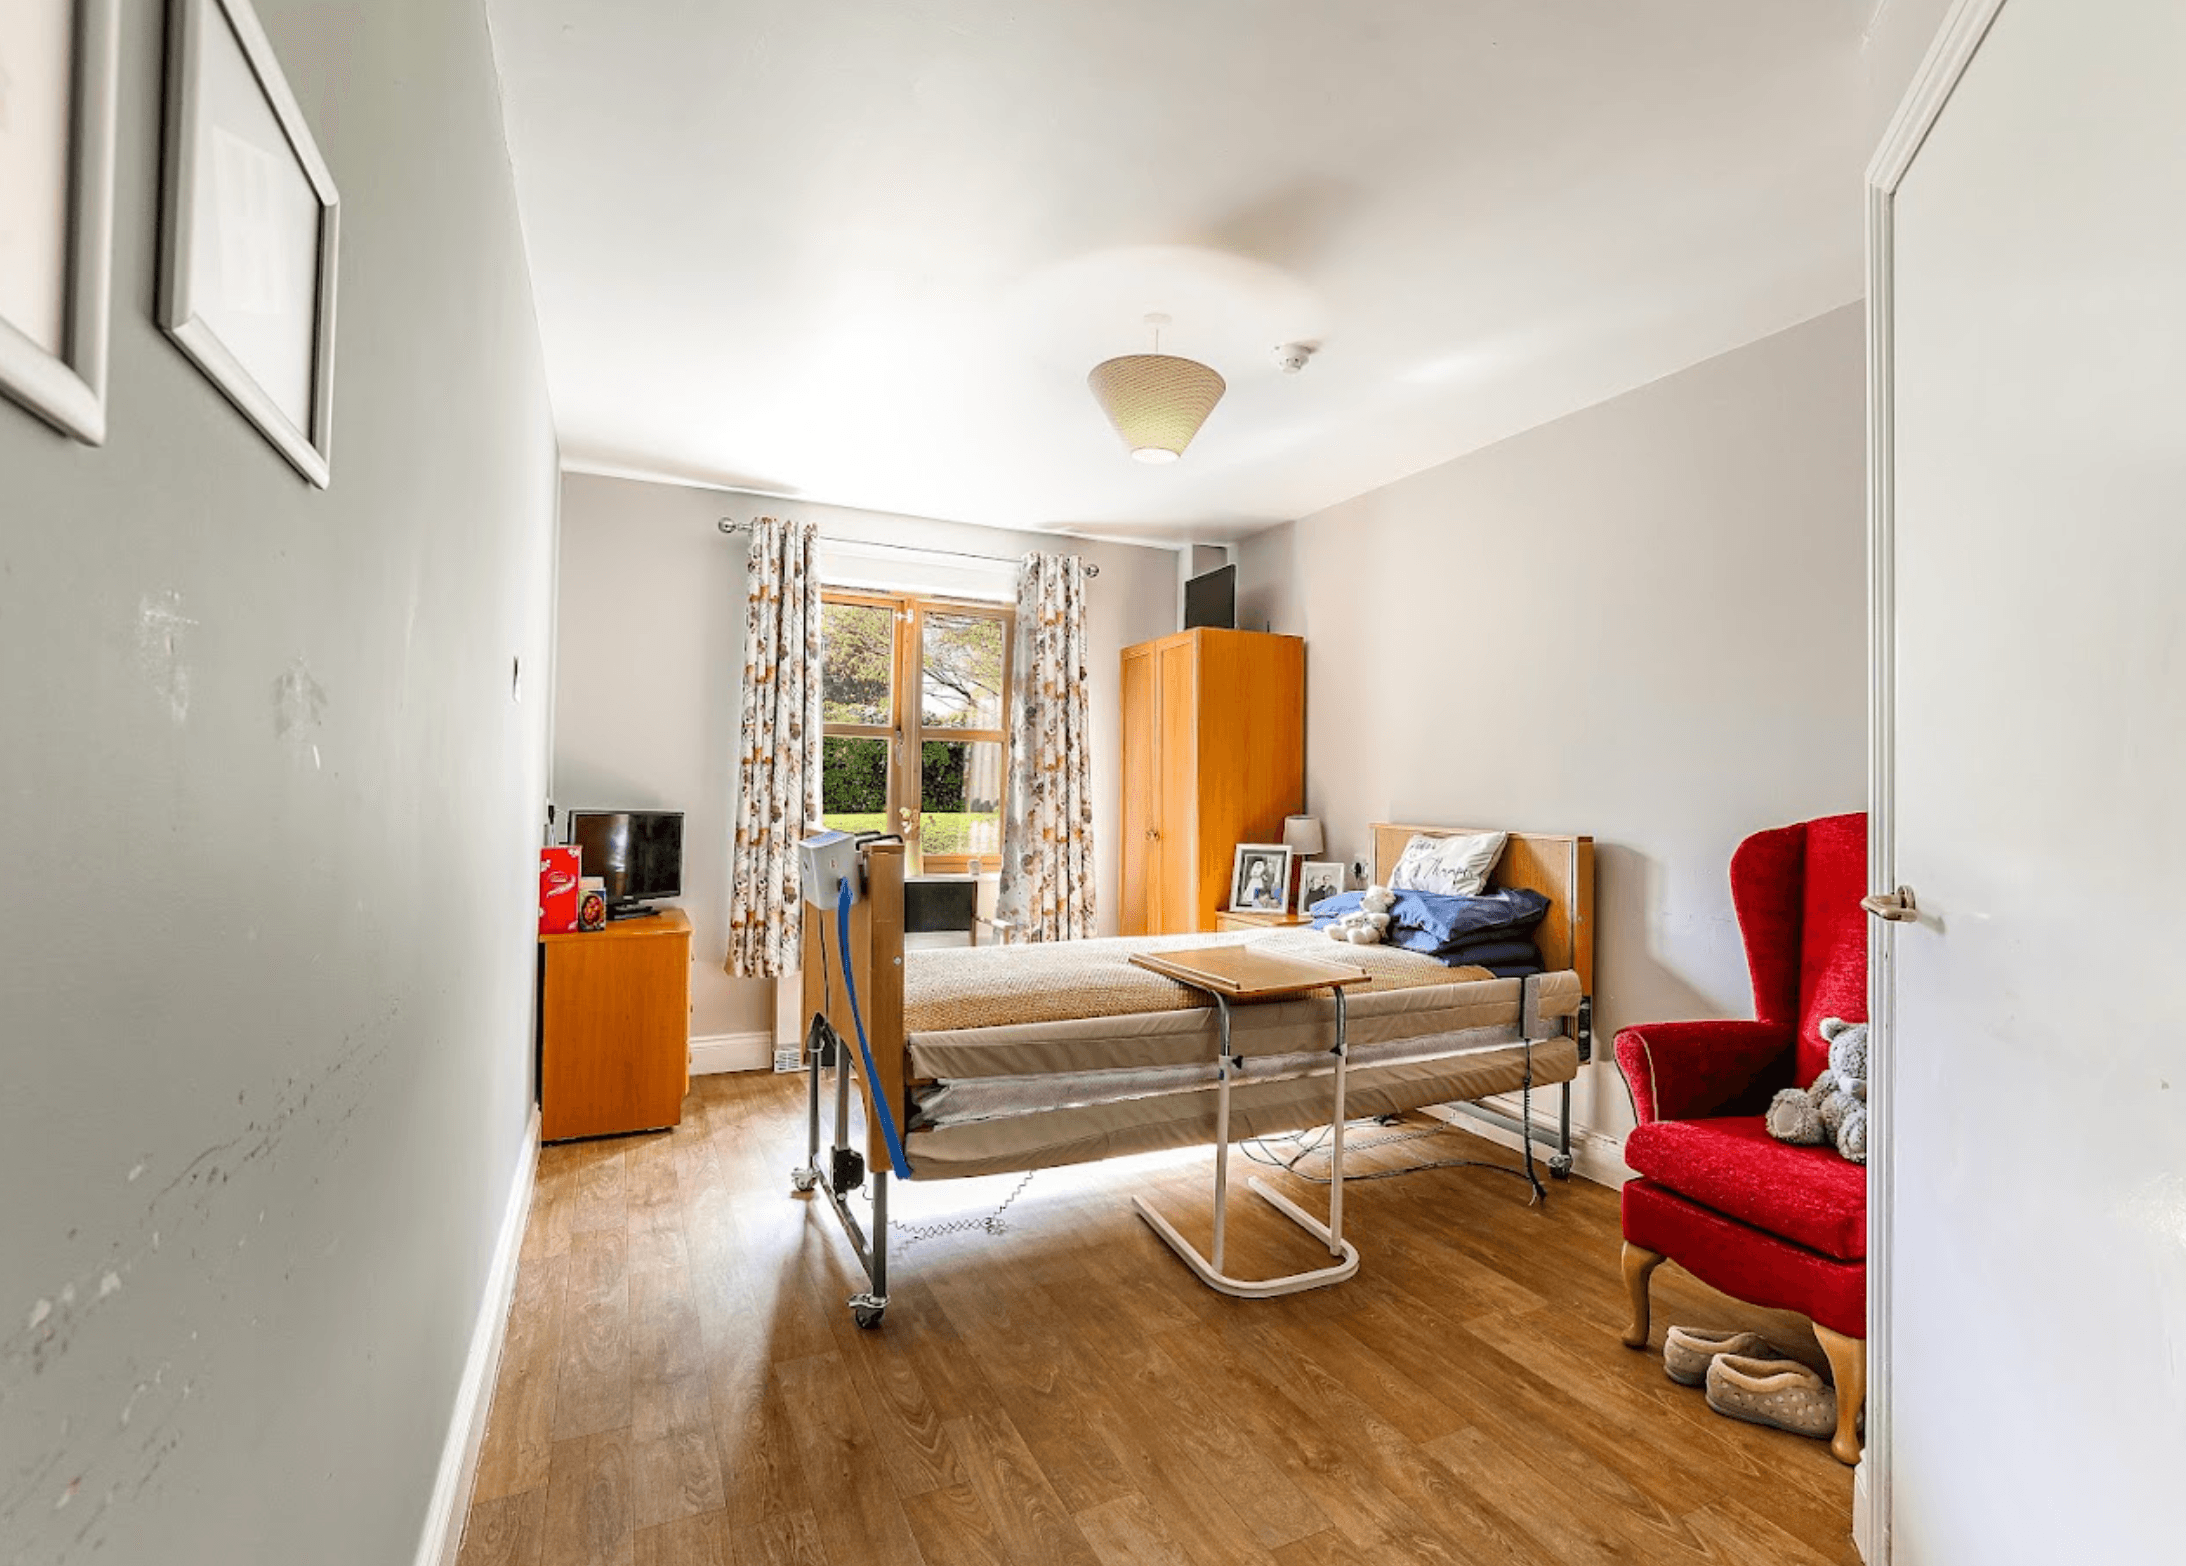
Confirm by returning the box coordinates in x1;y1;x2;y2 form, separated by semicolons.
1127;944;1371;1297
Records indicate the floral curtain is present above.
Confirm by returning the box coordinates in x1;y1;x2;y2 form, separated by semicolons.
726;517;821;978
997;553;1096;941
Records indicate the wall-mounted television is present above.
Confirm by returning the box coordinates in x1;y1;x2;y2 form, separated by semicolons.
566;810;683;917
1184;563;1236;630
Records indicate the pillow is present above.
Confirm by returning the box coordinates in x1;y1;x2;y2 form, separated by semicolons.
1421;938;1540;970
1312;887;1548;947
1387;831;1508;898
1388;925;1541;959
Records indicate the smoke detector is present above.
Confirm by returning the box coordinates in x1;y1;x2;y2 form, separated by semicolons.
1272;342;1316;374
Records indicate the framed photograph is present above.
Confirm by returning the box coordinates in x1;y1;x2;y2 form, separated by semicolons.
1297;860;1345;915
0;0;118;442
1228;843;1292;915
159;0;339;486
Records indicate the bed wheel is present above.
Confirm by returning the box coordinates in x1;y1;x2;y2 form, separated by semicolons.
1548;1154;1574;1181
850;1294;887;1329
790;1168;819;1193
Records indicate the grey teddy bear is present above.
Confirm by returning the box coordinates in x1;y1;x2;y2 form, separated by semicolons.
1764;1018;1868;1164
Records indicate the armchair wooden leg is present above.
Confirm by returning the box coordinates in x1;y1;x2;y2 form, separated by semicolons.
1621;1243;1666;1349
1813;1324;1867;1467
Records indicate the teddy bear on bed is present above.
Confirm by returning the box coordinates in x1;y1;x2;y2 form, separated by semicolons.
1765;1017;1868;1164
1325;884;1396;945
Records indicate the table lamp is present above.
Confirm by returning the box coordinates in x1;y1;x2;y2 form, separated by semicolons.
1283;815;1323;909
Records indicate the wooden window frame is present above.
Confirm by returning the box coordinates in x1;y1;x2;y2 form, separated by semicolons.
821;588;1014;877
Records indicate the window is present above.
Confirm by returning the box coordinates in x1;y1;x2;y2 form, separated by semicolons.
820;590;1012;876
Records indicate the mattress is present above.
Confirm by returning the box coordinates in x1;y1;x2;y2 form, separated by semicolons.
906;928;1581;1081
905;1033;1581;1181
904;927;1491;1034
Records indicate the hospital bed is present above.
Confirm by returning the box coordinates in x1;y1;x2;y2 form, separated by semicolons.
792;823;1595;1325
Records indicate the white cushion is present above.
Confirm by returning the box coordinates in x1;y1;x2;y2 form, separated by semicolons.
1387;831;1507;898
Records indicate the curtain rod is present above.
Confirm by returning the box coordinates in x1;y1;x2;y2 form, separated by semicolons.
717;519;1098;577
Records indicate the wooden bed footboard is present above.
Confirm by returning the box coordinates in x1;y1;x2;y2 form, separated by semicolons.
800;838;910;1173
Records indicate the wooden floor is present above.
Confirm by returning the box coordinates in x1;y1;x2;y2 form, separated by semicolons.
457;1071;1859;1566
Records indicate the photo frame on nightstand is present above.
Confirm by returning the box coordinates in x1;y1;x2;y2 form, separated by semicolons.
1297;860;1344;915
1228;843;1292;915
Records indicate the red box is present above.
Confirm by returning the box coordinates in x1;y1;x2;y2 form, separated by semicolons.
539;846;581;934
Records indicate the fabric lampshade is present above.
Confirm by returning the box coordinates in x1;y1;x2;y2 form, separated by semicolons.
1282;815;1324;856
1086;353;1226;462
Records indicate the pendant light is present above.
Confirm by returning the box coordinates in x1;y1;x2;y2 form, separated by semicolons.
1087;314;1226;464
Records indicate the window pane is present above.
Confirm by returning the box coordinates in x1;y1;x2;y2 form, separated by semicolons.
822;735;890;834
919;739;1003;863
823;601;894;726
922;612;1005;730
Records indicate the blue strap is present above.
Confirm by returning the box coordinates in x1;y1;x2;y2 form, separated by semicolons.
839;880;912;1180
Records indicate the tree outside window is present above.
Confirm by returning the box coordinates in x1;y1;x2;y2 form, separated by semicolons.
820;591;1011;875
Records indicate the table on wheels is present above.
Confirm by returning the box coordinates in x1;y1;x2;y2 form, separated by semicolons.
1126;944;1371;1297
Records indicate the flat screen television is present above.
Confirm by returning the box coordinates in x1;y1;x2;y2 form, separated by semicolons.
1184;564;1236;630
566;810;683;916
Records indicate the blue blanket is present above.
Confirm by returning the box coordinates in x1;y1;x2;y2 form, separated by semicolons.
1309;886;1550;947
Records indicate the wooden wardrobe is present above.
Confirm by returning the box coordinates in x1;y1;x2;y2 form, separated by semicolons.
1120;628;1306;935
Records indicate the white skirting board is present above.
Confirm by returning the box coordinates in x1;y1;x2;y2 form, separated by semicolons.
413;1105;540;1566
689;1031;774;1075
1422;1094;1633;1187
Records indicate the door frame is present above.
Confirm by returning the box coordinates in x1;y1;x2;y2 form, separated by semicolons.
1861;1;2011;1558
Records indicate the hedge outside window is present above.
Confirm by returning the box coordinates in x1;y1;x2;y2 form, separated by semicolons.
820;590;1012;876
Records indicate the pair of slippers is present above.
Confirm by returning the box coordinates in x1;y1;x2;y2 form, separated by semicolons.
1663;1327;1837;1442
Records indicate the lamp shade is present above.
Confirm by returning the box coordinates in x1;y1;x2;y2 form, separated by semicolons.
1087;353;1226;462
1282;815;1324;856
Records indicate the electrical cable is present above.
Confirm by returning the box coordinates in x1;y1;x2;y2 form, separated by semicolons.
1246;1100;1551;1202
837;879;912;1179
888;1169;1036;1249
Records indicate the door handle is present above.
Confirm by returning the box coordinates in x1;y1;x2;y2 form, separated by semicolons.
1861;886;1918;922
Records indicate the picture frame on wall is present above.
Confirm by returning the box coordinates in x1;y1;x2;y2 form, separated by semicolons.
1297;860;1344;915
0;0;119;443
159;0;339;486
1228;843;1292;915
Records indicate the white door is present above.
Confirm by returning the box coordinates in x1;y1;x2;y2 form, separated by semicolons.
1872;1;2186;1561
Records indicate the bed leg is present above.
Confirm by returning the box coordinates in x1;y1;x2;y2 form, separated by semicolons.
1211;995;1233;1275
791;1023;821;1194
849;1171;890;1328
1549;1081;1574;1180
833;1019;852;1160
1621;1243;1665;1349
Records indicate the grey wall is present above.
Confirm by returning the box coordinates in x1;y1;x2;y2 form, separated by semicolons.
1237;305;1867;1158
0;4;558;1564
552;473;1181;1040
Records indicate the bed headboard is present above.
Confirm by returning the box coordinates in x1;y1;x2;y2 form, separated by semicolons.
1370;824;1595;992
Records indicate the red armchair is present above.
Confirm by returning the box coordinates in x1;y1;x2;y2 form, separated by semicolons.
1614;812;1868;1464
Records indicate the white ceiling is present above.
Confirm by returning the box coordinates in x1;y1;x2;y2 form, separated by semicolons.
487;1;1870;540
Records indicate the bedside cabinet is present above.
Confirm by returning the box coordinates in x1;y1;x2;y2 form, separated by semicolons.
539;908;691;1141
1214;909;1315;932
